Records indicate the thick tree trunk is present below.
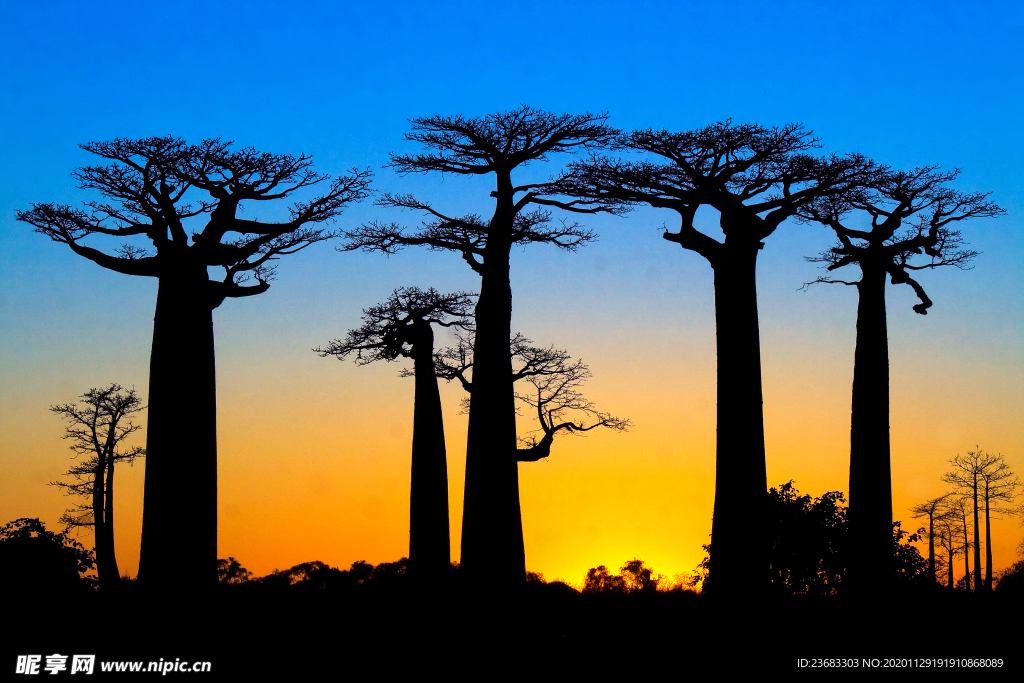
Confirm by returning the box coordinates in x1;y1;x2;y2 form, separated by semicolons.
847;264;893;595
972;477;982;592
460;181;524;586
102;454;120;585
705;241;768;596
409;325;451;577
138;273;218;591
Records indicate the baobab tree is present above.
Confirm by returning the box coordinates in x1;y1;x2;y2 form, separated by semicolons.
910;494;950;586
511;342;631;462
561;121;876;594
315;287;474;577
934;509;964;590
798;168;1002;594
342;107;619;583
19;137;372;589
435;333;630;462
947;494;974;591
50;384;145;588
943;448;1020;592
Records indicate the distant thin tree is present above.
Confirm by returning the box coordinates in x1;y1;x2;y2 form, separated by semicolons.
910;494;950;586
316;287;473;577
19;137;371;588
50;384;144;588
798;168;1001;595
947;495;974;591
342;106;620;584
562;122;877;595
934;508;965;590
974;451;1019;591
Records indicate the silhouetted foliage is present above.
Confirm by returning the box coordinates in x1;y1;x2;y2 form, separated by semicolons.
690;482;927;595
563;121;878;595
583;558;663;594
49;384;144;589
0;518;96;595
993;559;1024;601
765;482;847;595
797;168;1001;595
18;137;371;589
316;287;473;577
343;106;620;584
216;557;253;585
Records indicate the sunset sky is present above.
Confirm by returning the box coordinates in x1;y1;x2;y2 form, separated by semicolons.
1;1;1022;586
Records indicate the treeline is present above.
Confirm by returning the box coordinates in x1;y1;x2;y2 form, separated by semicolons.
17;106;1019;598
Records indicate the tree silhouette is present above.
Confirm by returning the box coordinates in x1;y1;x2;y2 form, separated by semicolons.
512;340;630;462
947;494;974;591
765;481;847;596
943;448;1020;592
934;508;965;590
18;137;372;589
342;107;619;583
0;518;95;595
435;333;630;462
315;287;473;577
798;168;1002;594
49;384;144;589
562;122;876;594
910;494;950;587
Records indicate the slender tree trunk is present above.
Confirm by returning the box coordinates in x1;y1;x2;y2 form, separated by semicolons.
706;240;768;595
103;453;120;584
846;263;893;595
961;509;971;591
927;512;935;585
972;476;982;592
138;273;218;591
460;178;524;586
983;485;992;592
409;324;451;577
946;542;953;590
92;454;113;588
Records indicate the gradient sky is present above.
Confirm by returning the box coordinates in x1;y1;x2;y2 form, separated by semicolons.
1;1;1022;586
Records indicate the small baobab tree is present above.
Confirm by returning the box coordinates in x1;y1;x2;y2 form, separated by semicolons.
50;384;145;588
342;106;620;584
435;333;630;463
797;167;1002;594
316;287;474;577
19;137;372;588
911;494;950;587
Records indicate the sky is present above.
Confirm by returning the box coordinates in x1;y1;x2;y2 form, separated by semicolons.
1;0;1022;586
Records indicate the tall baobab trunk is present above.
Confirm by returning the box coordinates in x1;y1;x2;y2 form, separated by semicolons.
847;263;893;595
409;323;451;577
103;451;120;583
706;240;768;595
138;271;218;590
460;181;524;585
